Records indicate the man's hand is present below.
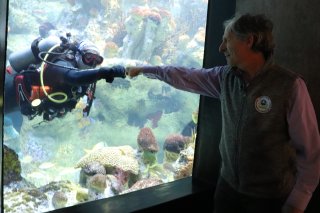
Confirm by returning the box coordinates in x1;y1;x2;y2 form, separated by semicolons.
282;204;304;213
125;67;143;78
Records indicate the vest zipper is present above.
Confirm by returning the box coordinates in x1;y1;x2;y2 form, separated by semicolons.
234;83;247;188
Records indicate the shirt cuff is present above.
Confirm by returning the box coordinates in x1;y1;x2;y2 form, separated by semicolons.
142;67;160;79
285;187;312;211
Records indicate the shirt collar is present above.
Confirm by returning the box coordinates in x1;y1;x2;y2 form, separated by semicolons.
231;56;275;79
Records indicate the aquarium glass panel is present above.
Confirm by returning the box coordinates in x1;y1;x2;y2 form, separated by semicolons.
3;0;208;212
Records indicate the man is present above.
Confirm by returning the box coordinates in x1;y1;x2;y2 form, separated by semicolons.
125;14;320;213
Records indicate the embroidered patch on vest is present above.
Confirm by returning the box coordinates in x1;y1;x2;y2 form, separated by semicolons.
255;96;272;113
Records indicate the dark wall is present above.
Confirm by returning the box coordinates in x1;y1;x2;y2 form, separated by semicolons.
236;0;320;126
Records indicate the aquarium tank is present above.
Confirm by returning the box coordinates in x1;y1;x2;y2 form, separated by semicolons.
2;0;208;212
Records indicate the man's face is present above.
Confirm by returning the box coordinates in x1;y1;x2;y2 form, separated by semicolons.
219;29;249;67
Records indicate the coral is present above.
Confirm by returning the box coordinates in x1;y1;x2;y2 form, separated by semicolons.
39;180;76;193
121;6;176;62
137;127;159;152
87;174;107;193
173;147;195;180
106;174;125;194
3;145;22;185
111;168;129;186
79;162;106;187
174;160;193;180
141;151;157;166
83;161;107;176
75;146;139;175
163;150;180;163
163;134;187;153
121;178;163;194
38;180;88;208
3;188;48;213
147;164;168;180
52;191;68;209
131;7;162;23
186;129;197;149
76;188;89;203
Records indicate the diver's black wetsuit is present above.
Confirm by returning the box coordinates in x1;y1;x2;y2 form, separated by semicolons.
4;60;125;114
43;60;121;87
4;58;125;131
4;33;126;124
44;60;99;86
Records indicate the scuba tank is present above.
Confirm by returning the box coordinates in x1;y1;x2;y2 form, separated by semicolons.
9;33;99;121
8;35;61;72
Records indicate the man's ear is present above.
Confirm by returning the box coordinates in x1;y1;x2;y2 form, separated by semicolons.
246;34;255;48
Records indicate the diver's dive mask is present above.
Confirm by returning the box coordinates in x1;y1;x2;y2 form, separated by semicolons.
77;40;104;67
81;51;103;66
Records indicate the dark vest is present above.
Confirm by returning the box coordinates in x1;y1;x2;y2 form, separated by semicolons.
219;63;298;198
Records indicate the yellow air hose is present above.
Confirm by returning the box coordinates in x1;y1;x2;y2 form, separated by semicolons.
40;44;68;103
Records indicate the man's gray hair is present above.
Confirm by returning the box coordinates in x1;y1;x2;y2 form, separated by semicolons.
224;13;275;59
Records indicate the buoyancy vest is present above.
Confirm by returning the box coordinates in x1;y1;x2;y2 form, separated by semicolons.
13;46;87;121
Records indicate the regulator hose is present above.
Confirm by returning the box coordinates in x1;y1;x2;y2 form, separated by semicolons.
39;44;68;103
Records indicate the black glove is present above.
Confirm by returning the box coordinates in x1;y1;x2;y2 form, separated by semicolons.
99;65;126;83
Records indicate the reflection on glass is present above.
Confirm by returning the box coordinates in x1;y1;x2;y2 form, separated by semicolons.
3;0;208;212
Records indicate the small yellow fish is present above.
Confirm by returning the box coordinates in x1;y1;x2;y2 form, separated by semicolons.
75;97;87;109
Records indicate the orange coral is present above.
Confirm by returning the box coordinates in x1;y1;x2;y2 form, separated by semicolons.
131;7;162;24
137;127;159;152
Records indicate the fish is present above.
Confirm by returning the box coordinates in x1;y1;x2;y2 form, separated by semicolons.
39;162;55;169
26;171;48;179
83;142;107;154
75;97;87;109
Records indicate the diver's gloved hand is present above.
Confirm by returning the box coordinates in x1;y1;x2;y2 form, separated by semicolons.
99;65;126;83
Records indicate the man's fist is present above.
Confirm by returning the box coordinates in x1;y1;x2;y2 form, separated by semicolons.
125;67;143;78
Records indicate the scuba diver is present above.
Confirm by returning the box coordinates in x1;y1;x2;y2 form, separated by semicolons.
4;32;126;122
